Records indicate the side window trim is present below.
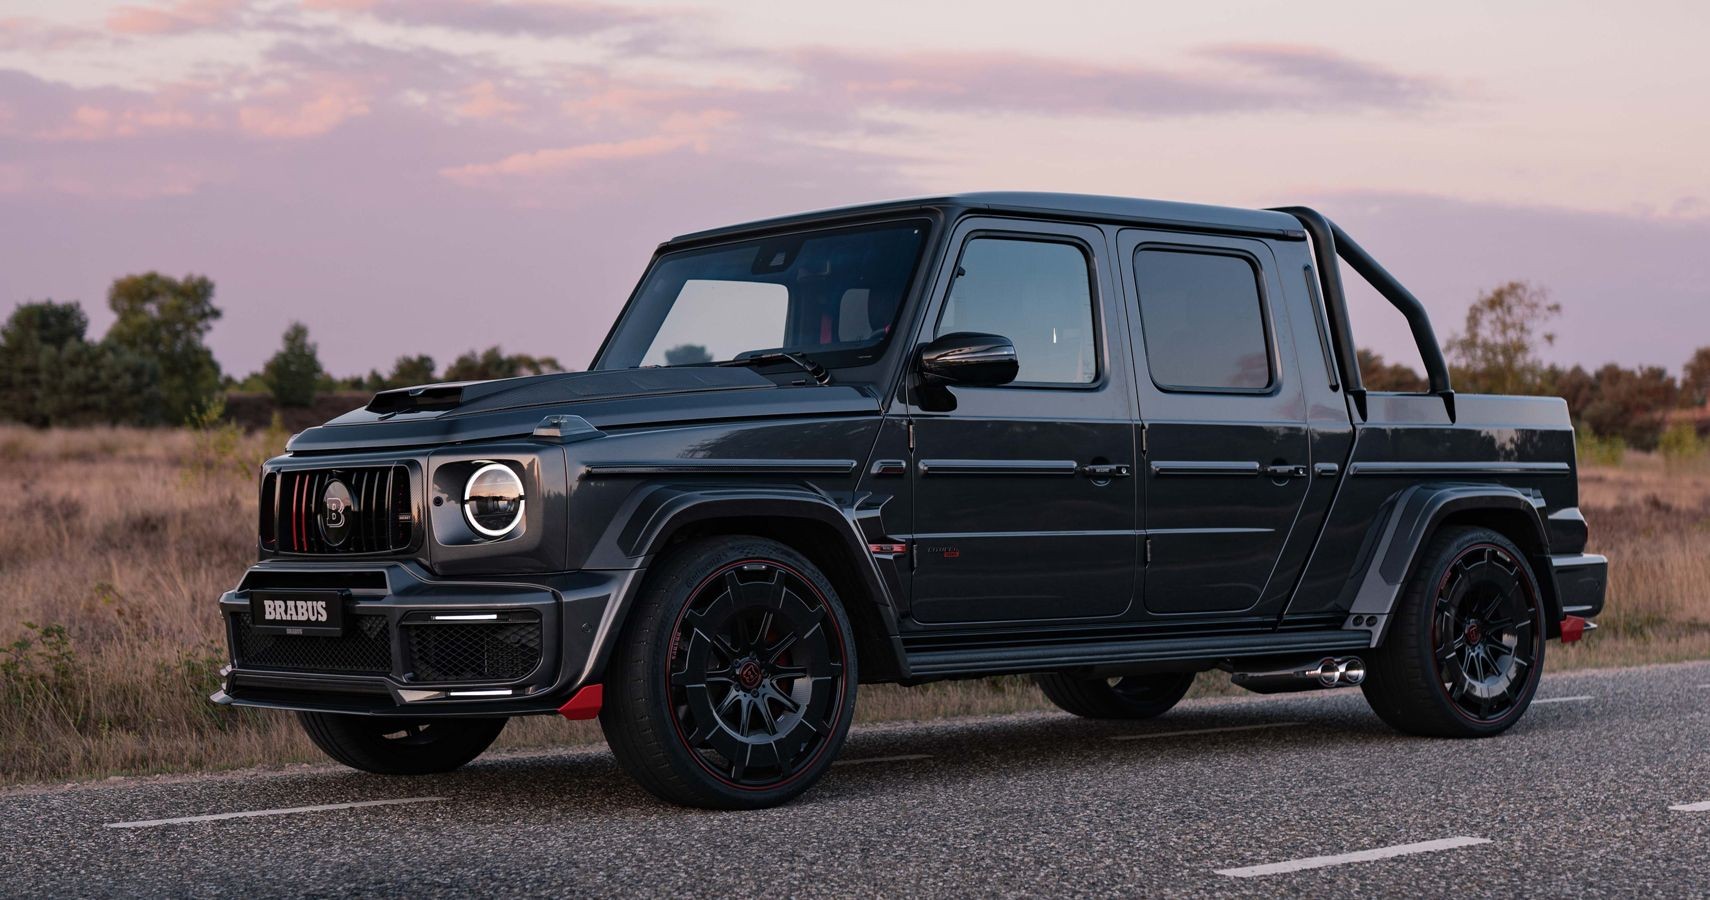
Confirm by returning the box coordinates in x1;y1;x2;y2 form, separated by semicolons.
1132;242;1280;397
933;230;1107;391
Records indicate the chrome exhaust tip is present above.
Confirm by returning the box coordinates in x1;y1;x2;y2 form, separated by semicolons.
1229;655;1368;693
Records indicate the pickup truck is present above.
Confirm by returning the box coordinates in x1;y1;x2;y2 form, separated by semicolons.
212;193;1607;809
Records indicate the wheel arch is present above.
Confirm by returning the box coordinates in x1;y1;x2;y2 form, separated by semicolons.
580;485;908;687
1351;484;1564;644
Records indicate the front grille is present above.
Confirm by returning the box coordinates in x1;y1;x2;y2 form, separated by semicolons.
271;465;412;555
403;619;543;682
232;612;393;674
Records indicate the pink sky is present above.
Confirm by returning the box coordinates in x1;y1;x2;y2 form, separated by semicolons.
2;0;1706;378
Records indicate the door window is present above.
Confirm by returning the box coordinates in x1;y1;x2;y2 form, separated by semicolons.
1134;248;1273;392
937;238;1097;385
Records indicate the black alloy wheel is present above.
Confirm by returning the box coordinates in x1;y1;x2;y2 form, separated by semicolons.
667;560;848;788
1363;526;1546;737
600;537;857;809
1431;543;1543;723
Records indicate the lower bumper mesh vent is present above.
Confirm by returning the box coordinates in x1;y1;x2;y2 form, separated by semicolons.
402;618;543;682
232;613;392;674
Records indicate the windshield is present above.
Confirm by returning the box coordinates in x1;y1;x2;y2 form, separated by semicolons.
596;220;930;371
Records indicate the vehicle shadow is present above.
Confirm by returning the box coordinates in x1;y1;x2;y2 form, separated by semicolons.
284;692;1571;816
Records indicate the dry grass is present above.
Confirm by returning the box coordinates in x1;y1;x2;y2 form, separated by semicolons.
0;425;1699;785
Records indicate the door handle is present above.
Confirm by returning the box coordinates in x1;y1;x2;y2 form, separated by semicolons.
1260;463;1309;479
1078;463;1132;479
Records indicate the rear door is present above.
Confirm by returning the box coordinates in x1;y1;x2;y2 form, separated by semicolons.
1117;230;1312;618
905;218;1139;626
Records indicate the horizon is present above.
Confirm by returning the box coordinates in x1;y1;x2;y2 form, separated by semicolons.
3;0;1706;377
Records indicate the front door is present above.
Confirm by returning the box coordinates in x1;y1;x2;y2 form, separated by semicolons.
1117;230;1312;617
906;219;1138;625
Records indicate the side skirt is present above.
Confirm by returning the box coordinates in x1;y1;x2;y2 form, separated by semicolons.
902;630;1371;679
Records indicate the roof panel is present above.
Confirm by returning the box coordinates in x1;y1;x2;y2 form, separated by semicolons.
666;191;1302;245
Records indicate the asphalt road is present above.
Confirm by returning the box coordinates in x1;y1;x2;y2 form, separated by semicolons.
5;661;1710;898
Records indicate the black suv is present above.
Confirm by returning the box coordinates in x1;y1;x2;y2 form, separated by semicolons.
213;193;1607;809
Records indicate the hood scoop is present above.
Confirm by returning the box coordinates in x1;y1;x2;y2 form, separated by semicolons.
357;367;776;419
366;383;469;415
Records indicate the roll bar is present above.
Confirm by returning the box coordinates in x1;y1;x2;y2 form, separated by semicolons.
1269;206;1455;421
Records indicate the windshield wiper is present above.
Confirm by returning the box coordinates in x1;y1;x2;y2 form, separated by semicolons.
717;351;831;385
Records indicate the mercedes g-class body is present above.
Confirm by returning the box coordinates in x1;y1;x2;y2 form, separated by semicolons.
213;194;1608;809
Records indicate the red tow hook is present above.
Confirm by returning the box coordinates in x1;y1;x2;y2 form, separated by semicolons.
558;684;603;720
1560;615;1590;643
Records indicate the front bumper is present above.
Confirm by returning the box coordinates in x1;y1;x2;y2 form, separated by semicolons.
1551;552;1607;620
212;562;634;717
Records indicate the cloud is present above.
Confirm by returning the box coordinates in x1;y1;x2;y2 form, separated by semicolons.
107;0;243;35
304;0;645;38
440;109;735;183
455;81;523;120
0;17;103;51
237;80;372;137
791;45;1447;119
1205;43;1445;107
35;102;214;140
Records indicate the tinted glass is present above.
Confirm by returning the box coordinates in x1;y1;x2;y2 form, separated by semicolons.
598;221;929;371
1134;249;1272;391
938;238;1097;384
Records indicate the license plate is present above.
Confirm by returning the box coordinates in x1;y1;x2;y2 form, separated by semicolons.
249;590;346;636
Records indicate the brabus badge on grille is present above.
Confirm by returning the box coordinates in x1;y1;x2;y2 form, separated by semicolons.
320;479;355;546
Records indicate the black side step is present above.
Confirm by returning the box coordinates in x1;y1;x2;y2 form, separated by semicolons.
904;630;1372;679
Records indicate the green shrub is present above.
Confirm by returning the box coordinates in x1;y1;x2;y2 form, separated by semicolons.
1577;424;1625;467
1660;422;1706;467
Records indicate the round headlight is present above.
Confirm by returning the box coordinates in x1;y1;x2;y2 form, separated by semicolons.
463;463;525;537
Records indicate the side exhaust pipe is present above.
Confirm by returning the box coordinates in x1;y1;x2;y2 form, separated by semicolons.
1231;657;1365;694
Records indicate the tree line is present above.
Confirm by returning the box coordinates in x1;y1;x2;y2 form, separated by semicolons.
0;273;563;427
1357;281;1708;450
3;273;1705;446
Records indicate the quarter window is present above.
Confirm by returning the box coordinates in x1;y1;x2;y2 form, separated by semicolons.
1134;249;1272;391
937;238;1097;385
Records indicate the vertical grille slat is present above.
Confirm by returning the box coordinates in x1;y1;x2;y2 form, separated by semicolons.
366;468;382;552
390;465;411;549
356;469;370;553
293;471;309;552
382;465;395;553
270;465;414;556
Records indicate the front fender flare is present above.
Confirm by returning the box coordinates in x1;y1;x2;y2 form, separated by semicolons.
576;484;907;688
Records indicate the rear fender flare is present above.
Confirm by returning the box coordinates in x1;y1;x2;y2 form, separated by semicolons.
1348;485;1556;644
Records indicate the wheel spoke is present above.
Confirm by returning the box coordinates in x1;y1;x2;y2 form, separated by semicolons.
764;631;800;664
761;681;803;714
755;695;780;734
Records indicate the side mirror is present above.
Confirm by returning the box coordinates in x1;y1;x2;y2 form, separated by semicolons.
917;332;1018;387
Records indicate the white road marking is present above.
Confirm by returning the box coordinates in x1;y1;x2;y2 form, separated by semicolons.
1216;836;1493;878
1110;722;1302;742
833;753;932;767
1532;695;1594;704
106;797;443;829
1669;800;1710;812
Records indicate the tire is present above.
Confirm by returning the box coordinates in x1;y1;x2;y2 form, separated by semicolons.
297;713;506;775
1362;526;1546;737
599;536;858;809
1034;671;1196;719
